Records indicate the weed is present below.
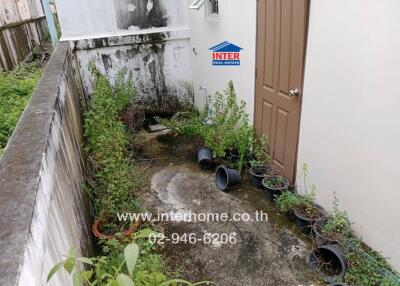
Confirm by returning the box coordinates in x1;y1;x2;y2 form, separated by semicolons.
0;63;42;156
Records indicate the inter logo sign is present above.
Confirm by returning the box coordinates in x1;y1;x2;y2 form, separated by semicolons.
209;41;243;66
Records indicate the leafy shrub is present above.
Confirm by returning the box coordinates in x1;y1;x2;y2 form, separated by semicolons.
84;65;141;231
48;229;213;286
0;63;42;156
159;81;267;171
345;238;400;286
319;196;351;245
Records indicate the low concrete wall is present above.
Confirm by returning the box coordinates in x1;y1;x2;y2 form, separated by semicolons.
0;42;93;286
0;16;48;72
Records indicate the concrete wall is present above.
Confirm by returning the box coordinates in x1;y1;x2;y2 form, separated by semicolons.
188;0;257;120
0;43;93;286
57;0;193;114
70;30;193;115
297;0;400;270
56;0;188;40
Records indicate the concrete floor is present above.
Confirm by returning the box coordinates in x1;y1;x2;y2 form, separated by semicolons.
139;131;322;286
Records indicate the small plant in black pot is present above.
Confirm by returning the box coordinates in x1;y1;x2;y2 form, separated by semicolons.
261;174;289;201
292;193;326;234
310;244;347;284
249;160;276;189
313;196;351;246
275;189;325;233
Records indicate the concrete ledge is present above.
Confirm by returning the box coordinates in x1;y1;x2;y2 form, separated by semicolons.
69;28;190;51
0;43;68;285
0;42;93;286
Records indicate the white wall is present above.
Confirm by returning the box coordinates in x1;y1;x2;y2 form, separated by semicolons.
56;0;188;40
298;0;400;270
188;0;257;120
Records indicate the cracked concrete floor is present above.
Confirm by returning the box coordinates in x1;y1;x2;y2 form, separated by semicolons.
139;132;322;286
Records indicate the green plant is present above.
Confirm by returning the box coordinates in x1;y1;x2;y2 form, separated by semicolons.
0;63;42;156
158;111;202;136
262;175;288;189
345;238;400;286
48;230;214;286
84;65;142;233
275;165;317;213
158;81;267;171
318;196;351;245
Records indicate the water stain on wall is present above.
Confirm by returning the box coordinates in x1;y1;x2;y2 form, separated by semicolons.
114;0;168;30
101;54;112;73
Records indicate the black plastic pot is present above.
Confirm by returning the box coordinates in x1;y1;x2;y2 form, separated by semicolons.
312;219;341;246
293;204;326;234
261;175;289;202
310;245;347;283
329;283;348;286
215;166;241;191
249;165;274;189
197;147;213;169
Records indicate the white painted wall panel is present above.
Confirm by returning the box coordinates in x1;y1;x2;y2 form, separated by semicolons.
188;0;257;120
298;0;400;270
56;0;188;40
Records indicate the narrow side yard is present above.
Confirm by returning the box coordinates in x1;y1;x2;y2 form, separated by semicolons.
138;131;319;285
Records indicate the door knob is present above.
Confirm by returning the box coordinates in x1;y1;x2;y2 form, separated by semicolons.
289;88;300;97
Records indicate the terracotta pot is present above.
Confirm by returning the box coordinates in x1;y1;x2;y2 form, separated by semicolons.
92;218;140;240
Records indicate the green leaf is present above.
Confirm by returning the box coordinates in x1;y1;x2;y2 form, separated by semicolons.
124;243;139;276
135;228;161;239
68;248;77;258
73;272;83;286
64;257;75;274
76;257;94;265
47;261;65;282
116;274;135;286
82;270;93;280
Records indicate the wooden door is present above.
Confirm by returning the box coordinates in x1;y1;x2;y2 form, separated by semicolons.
255;0;309;182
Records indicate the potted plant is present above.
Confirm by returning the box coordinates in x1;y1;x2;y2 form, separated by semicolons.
275;190;325;233
310;244;347;284
92;210;140;240
261;174;289;201
313;197;351;246
292;194;326;234
249;160;275;189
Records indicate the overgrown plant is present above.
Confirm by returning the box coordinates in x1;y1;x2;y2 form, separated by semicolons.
344;238;400;286
158;81;267;172
0;63;42;156
84;64;141;233
48;229;213;286
275;164;317;214
275;164;400;286
317;196;351;245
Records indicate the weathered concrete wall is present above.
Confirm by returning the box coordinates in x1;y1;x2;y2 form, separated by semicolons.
0;16;48;72
71;30;193;115
56;0;193;114
56;0;188;40
0;42;93;286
